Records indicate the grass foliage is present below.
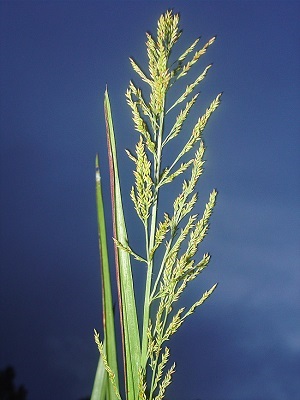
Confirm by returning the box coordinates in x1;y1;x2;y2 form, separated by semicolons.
93;10;221;400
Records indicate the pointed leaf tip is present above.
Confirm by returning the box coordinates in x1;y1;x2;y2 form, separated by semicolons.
95;154;101;183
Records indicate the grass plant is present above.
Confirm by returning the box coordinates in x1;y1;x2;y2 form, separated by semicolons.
92;10;222;400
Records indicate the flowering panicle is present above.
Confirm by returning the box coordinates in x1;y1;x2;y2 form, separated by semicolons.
125;10;221;399
126;11;221;400
95;10;221;400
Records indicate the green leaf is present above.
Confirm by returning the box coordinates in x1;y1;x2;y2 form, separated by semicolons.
94;156;120;399
104;88;141;400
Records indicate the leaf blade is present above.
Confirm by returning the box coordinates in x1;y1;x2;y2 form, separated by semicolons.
95;156;120;399
104;88;141;400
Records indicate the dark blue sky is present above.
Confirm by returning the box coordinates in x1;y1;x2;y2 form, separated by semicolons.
0;1;299;400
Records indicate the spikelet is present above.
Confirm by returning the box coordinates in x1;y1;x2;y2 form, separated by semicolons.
183;283;218;319
150;213;171;259
163;308;185;340
177;93;222;160
112;237;147;263
154;363;176;400
168;64;213;113
158;159;194;188
163;93;199;146
177;37;200;63
162;214;198;288
172;141;206;225
126;85;156;153
94;330;122;400
146;11;181;115
130;136;154;224
184;189;218;260
138;368;147;400
175;36;216;80
190;93;222;142
152;346;171;393
129;57;152;85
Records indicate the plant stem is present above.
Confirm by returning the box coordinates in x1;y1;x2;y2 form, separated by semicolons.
141;107;165;370
150;236;173;301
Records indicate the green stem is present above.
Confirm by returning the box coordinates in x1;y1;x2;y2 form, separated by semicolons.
149;235;174;301
140;107;165;370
